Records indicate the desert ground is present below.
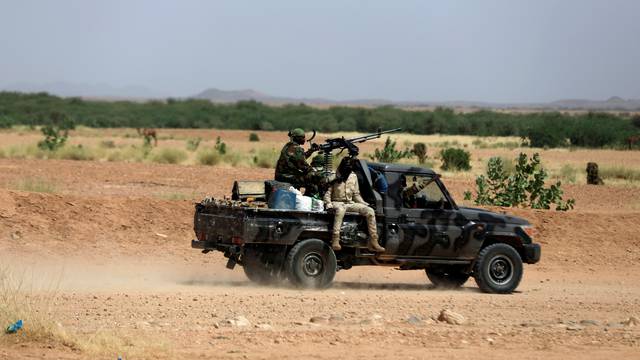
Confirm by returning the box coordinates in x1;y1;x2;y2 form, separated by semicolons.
1;128;639;359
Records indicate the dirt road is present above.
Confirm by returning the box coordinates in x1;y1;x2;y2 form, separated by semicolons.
1;158;639;359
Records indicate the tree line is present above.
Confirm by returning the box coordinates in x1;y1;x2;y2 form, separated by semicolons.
0;91;638;148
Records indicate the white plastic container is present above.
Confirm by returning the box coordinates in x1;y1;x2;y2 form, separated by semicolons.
295;194;313;211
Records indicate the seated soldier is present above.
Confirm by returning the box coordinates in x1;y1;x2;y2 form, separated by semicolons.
323;157;385;252
274;128;321;195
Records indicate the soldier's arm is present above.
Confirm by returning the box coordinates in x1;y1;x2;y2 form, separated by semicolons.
352;177;368;205
293;147;313;173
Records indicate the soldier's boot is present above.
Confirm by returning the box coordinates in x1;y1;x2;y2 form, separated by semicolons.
367;235;385;253
331;233;342;251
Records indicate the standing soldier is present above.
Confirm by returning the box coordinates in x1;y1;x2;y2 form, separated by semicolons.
324;157;385;253
275;128;321;194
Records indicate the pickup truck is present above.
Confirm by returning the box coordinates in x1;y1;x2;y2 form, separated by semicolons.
192;159;541;294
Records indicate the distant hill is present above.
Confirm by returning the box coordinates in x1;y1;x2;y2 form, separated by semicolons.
193;88;640;111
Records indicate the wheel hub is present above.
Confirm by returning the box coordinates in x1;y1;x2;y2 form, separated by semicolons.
302;253;324;277
488;255;513;285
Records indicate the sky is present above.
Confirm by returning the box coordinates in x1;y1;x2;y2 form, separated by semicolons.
0;0;639;102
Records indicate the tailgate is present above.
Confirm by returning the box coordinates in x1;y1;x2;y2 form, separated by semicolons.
193;202;246;249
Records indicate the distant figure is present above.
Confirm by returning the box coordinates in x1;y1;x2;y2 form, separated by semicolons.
586;162;604;185
137;128;158;146
626;135;640;150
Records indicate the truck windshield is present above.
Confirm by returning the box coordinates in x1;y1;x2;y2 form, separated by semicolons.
400;174;451;209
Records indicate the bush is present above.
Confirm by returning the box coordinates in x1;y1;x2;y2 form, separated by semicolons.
197;148;221;166
464;153;575;211
186;137;202;151
371;137;413;163
150;148;187;164
440;148;471;171
412;142;427;164
632;114;640;129
249;132;260;142
0;148;5;159
215;136;227;154
37;112;75;151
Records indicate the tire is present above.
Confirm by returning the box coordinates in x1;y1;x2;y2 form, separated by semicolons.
426;266;470;288
473;243;523;294
242;248;284;285
285;239;337;289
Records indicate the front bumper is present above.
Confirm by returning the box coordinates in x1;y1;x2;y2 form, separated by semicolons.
522;243;541;264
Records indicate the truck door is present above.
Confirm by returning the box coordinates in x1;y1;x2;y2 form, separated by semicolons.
394;174;468;258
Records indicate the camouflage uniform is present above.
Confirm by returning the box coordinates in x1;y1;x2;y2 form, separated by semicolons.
274;141;322;195
324;173;385;252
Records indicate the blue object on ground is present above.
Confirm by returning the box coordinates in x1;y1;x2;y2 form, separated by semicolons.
6;319;23;334
268;189;297;210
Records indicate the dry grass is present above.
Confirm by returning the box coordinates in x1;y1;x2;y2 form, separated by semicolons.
599;166;640;182
11;178;57;193
253;148;279;168
150;148;188;164
0;266;171;358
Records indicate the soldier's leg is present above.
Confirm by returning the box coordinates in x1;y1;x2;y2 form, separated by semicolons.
331;202;346;251
345;203;385;252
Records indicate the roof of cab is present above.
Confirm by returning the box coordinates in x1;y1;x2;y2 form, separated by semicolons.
365;161;436;175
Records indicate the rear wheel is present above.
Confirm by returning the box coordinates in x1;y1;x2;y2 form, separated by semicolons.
242;248;284;285
285;239;337;289
426;266;470;288
473;243;523;294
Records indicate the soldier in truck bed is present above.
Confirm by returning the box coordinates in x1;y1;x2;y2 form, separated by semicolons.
324;157;385;253
275;128;322;195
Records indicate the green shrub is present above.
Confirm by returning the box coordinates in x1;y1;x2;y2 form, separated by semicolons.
464;153;574;211
37;112;75;151
440;148;471;171
249;132;260;142
150;148;187;164
412;142;427;164
197;148;221;166
632;114;640;129
371;137;413;163
186;138;202;151
215;136;227;154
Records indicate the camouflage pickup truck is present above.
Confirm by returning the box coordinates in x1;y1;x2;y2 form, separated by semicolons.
192;160;540;294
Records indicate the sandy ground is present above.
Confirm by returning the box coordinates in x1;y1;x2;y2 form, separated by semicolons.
1;157;639;359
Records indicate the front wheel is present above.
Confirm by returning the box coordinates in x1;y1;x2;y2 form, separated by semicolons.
426;266;470;288
285;239;337;289
473;243;523;294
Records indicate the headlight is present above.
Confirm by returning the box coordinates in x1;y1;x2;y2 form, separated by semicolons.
521;225;536;238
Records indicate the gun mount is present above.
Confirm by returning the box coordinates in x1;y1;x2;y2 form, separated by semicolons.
311;128;402;174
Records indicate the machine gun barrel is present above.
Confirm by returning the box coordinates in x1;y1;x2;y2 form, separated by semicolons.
315;128;402;157
346;127;402;144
